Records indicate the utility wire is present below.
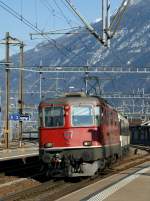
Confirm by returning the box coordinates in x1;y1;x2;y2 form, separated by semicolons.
35;0;38;28
53;0;76;28
53;0;92;53
41;0;90;58
40;0;62;28
0;0;40;32
62;0;86;27
0;0;70;57
40;0;81;33
41;0;80;31
20;0;23;20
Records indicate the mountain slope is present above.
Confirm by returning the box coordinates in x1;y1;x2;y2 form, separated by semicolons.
1;0;150;106
18;0;150;68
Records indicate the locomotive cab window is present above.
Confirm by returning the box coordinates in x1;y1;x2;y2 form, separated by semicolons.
39;108;43;127
44;106;64;127
72;105;93;126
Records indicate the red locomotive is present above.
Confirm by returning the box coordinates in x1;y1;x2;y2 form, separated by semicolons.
39;92;130;177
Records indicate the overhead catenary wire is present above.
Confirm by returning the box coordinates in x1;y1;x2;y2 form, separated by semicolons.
38;0;82;33
35;0;38;28
30;0;92;60
1;66;150;74
31;0;90;55
53;0;82;27
33;0;91;54
53;0;91;51
0;0;129;63
0;0;71;57
53;0;75;28
41;0;101;53
20;0;23;20
40;0;66;29
0;0;40;32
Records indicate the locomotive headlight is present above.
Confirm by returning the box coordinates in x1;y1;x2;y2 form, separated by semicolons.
44;142;53;148
83;141;92;146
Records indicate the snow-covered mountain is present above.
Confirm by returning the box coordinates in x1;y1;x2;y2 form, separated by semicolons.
1;0;150;106
19;0;150;67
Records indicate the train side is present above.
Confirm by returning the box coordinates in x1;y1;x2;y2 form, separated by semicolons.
39;93;130;177
130;125;150;146
118;113;130;154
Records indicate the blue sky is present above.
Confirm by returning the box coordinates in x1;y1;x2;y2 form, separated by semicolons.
0;0;122;59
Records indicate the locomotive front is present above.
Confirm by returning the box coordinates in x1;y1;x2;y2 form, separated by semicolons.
39;95;103;177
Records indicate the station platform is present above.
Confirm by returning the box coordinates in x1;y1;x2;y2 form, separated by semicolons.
0;142;39;161
57;160;150;201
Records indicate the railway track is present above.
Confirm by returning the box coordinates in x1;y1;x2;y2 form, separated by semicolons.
0;167;48;198
130;145;150;153
1;148;149;201
0;157;41;177
2;180;66;201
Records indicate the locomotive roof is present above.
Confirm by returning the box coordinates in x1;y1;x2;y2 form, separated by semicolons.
39;94;116;112
40;96;100;105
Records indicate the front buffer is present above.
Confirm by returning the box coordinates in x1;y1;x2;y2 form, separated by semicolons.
39;146;105;177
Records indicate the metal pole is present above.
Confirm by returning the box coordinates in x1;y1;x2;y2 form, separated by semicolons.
18;42;24;147
5;32;10;149
85;72;88;94
102;0;106;43
64;0;103;44
39;71;42;100
39;60;43;100
56;71;58;96
106;0;111;46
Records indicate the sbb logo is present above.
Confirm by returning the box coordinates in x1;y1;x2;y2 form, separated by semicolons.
64;130;73;140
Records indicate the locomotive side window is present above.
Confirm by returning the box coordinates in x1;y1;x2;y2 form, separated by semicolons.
72;105;93;126
44;106;64;127
94;106;101;125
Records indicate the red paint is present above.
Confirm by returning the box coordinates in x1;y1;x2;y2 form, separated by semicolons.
39;97;120;149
